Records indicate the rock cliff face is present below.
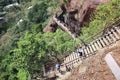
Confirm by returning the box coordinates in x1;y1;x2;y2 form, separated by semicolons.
43;0;108;38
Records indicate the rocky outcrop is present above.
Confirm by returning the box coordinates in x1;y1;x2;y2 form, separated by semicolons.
43;19;58;32
78;0;108;26
43;0;108;38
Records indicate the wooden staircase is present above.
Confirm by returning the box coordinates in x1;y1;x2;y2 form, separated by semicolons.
45;16;120;78
63;26;120;70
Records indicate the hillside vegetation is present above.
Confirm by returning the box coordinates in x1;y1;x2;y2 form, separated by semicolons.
0;0;120;80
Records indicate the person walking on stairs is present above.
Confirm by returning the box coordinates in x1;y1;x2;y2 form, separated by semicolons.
55;63;61;72
77;45;83;57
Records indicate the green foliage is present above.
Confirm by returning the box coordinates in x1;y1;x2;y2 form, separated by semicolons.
80;0;120;43
3;0;119;79
63;0;70;4
43;30;78;58
17;69;29;80
28;2;48;23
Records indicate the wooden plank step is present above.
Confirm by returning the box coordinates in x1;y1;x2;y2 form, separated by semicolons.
73;53;78;63
71;53;74;62
75;52;80;61
108;31;116;42
111;29;120;39
88;44;94;55
105;34;113;44
94;41;100;50
102;37;109;45
86;46;91;56
72;52;76;63
99;37;106;47
96;39;103;48
66;57;69;64
91;42;97;52
114;27;120;34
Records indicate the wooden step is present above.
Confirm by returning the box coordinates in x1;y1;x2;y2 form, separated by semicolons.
75;52;80;61
88;44;94;55
108;31;116;42
86;46;91;56
83;48;86;58
111;29;120;40
71;53;74;62
105;34;113;44
84;48;89;57
90;42;97;52
73;53;78;63
94;41;100;50
96;39;103;48
70;53;73;64
66;57;69;64
114;27;120;34
102;37;110;46
99;37;106;47
72;52;76;63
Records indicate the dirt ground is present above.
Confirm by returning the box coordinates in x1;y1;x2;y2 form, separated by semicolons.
66;41;120;80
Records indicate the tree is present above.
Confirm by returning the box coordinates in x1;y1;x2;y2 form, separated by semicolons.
28;2;48;23
43;30;78;62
